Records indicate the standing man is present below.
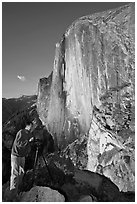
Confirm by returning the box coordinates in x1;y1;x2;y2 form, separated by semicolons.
9;120;34;201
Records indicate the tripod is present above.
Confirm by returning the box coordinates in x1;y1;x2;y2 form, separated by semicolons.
32;143;53;185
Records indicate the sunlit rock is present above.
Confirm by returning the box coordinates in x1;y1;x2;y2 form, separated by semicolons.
37;3;135;192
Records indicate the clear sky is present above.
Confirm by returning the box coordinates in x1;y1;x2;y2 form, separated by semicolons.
2;2;129;99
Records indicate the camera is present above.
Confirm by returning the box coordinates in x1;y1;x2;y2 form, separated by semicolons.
34;138;42;148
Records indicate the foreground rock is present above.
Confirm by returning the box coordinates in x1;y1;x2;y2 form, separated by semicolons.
20;186;65;202
37;3;135;193
19;155;135;202
2;151;135;202
73;169;135;202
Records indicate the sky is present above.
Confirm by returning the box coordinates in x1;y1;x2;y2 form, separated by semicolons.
2;1;129;99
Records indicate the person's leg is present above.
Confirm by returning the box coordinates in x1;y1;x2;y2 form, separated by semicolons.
9;154;20;201
18;157;25;193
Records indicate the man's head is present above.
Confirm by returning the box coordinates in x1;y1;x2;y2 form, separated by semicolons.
25;121;33;131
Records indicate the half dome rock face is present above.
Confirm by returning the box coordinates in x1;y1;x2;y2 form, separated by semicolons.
37;3;135;191
37;3;134;147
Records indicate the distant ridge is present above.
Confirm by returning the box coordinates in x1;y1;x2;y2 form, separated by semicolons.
2;95;37;123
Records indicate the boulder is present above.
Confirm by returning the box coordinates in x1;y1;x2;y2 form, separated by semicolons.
20;186;65;202
73;169;135;202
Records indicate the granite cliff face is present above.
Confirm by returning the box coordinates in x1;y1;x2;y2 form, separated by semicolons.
37;3;135;192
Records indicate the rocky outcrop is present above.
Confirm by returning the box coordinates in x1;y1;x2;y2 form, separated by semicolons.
37;3;135;193
2;130;135;202
3;160;134;202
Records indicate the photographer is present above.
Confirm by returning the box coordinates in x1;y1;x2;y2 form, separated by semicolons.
9;120;35;201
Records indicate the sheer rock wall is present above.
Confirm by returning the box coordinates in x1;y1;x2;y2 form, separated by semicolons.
37;3;135;192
